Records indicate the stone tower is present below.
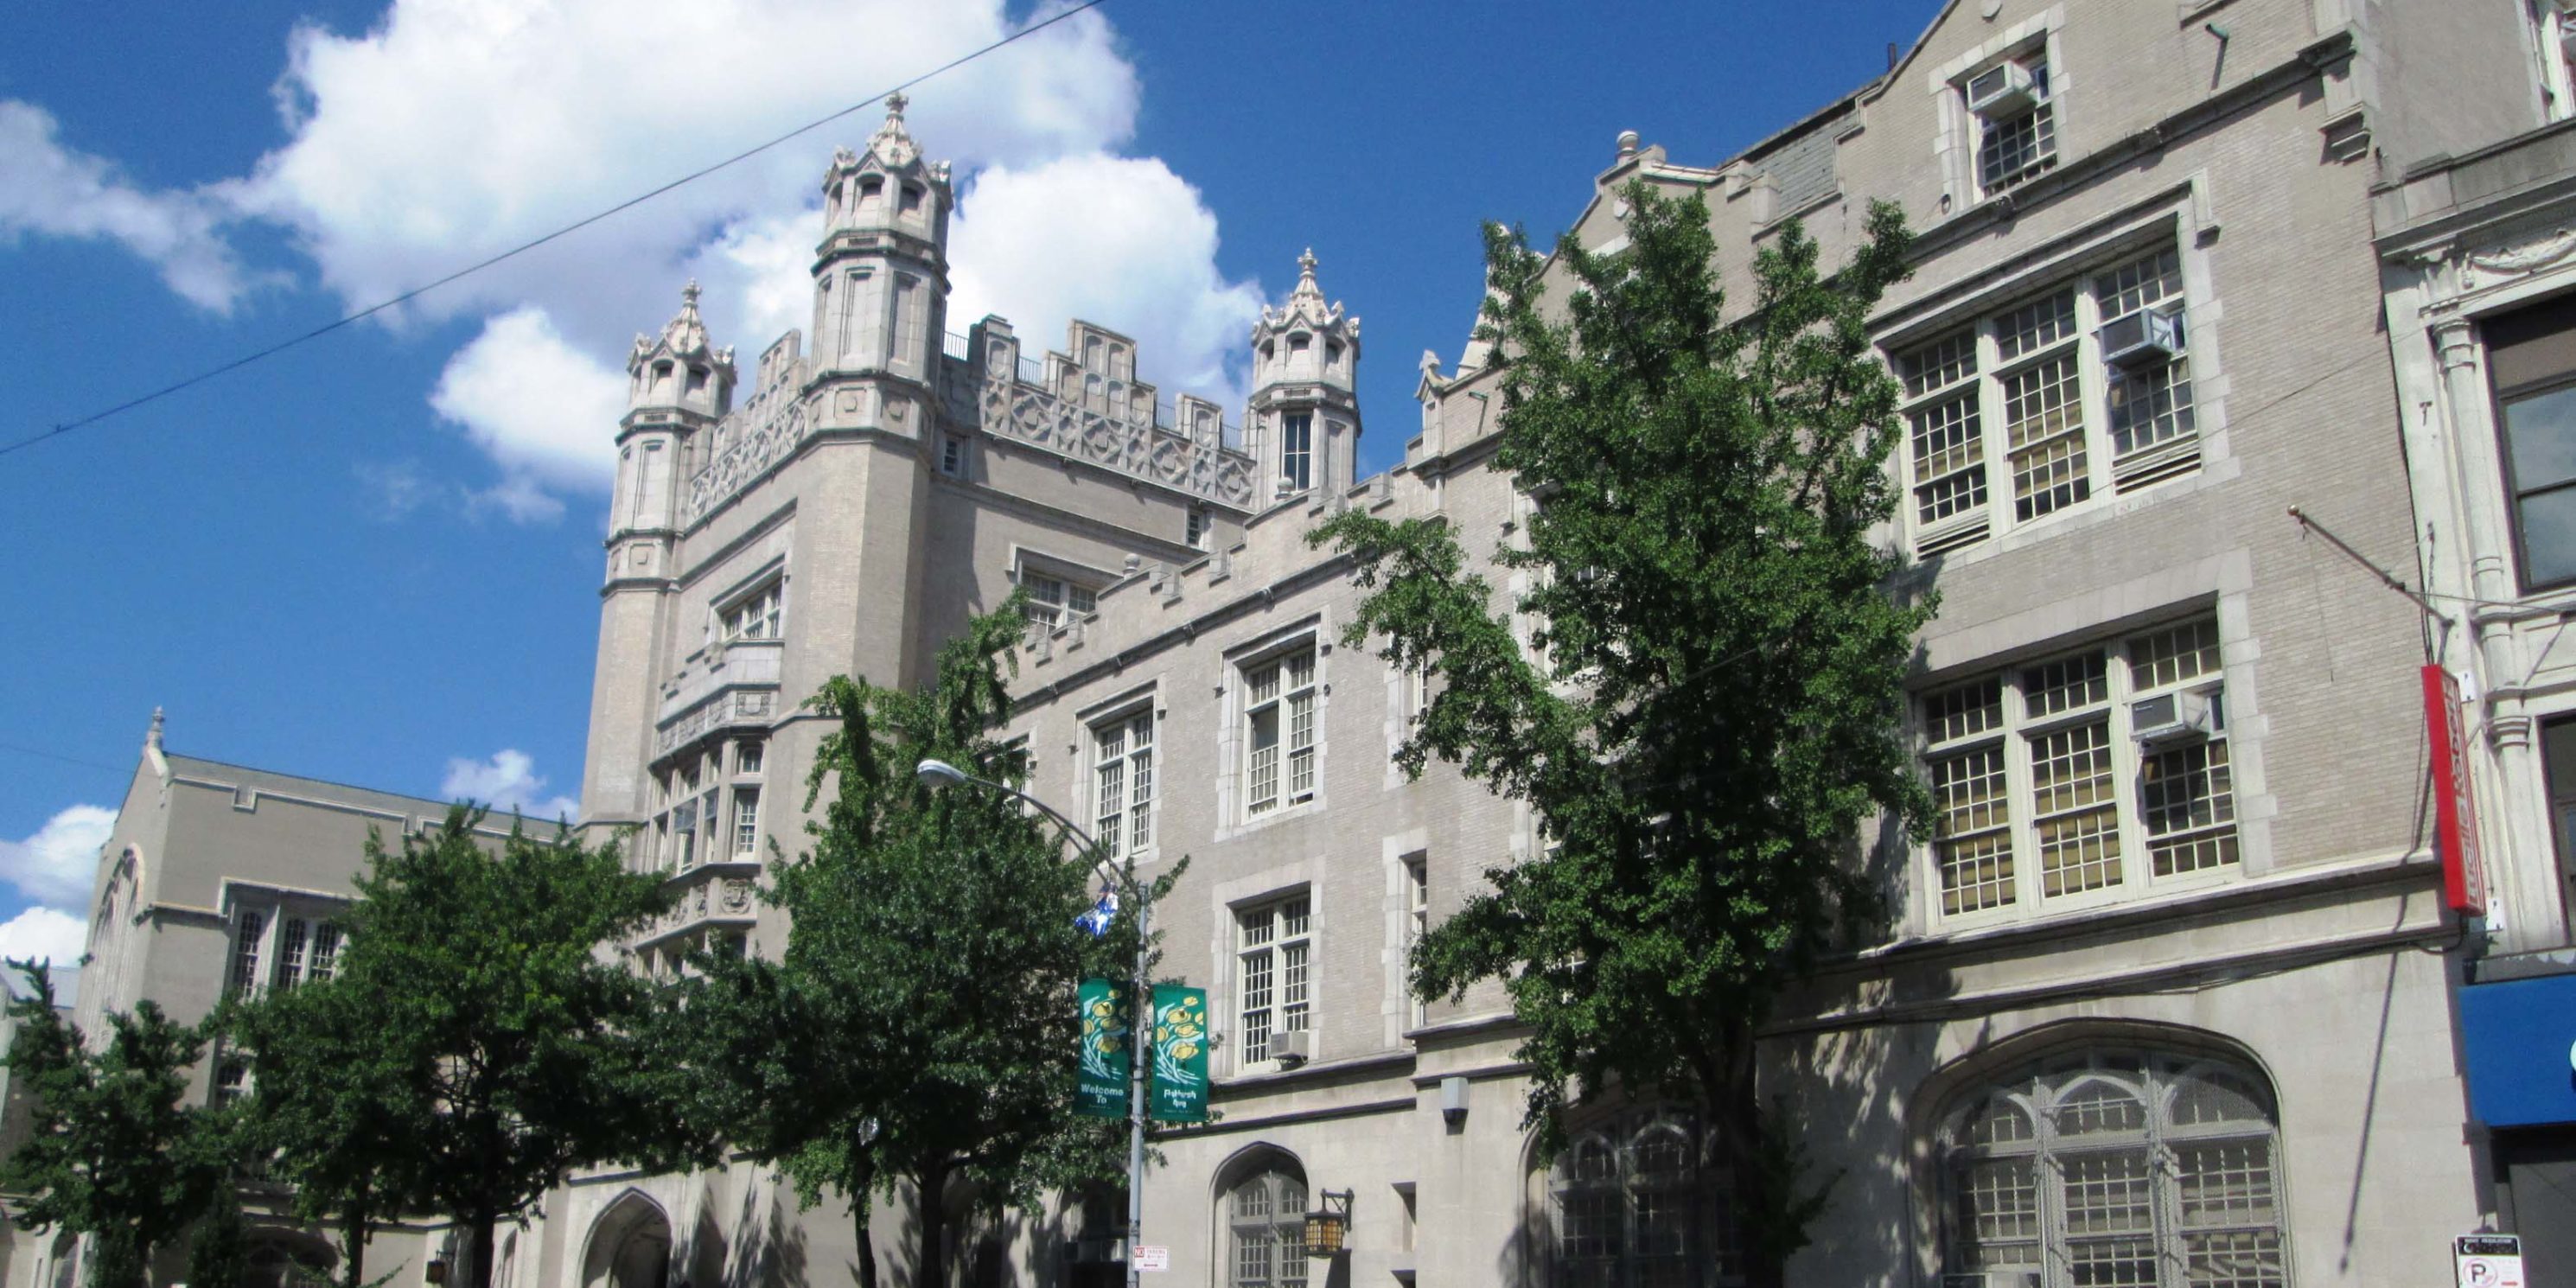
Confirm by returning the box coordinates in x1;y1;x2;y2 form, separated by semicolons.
583;283;736;823
812;92;953;383
1247;249;1361;501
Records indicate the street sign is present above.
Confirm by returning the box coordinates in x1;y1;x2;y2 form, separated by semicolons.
1132;1246;1170;1273
2458;1233;2526;1288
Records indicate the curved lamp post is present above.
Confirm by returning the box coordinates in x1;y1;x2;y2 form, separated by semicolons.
915;758;1153;1288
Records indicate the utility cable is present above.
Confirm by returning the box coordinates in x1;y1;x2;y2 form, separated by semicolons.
0;0;1113;461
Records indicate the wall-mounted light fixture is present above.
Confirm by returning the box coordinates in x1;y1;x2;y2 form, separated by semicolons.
1440;1074;1470;1126
426;1259;450;1285
1303;1189;1355;1257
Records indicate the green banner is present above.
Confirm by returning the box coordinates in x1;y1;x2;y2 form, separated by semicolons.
1149;985;1209;1123
1075;979;1130;1119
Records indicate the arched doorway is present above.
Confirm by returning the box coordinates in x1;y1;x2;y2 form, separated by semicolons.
580;1192;673;1288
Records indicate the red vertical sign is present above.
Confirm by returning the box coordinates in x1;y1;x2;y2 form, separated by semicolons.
2425;664;2490;916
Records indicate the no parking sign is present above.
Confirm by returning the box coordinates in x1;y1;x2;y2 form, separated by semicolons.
2458;1234;2527;1288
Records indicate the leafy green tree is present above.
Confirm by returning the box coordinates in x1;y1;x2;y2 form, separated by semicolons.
1311;182;1927;1285
678;604;1146;1288
224;971;427;1288
1;962;235;1288
321;810;700;1288
183;1196;249;1288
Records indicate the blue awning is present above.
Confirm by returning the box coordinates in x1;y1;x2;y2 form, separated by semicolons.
2461;971;2576;1127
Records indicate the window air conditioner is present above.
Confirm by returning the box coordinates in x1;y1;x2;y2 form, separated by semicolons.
2099;306;2184;370
1272;1029;1314;1064
1965;62;2038;118
2130;688;2218;747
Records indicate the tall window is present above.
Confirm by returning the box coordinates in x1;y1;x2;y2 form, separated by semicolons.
1898;244;2198;558
736;738;765;776
1244;647;1318;816
2496;367;2576;589
1225;1160;1310;1288
673;798;699;870
1280;412;1314;493
1942;1049;2285;1286
723;581;784;642
273;918;309;990
1404;856;1429;1029
1970;53;2056;194
841;268;883;360
229;911;265;995
1187;507;1208;550
1923;615;2235;918
1094;709;1155;858
1023;571;1100;628
1551;1107;1738;1288
732;788;761;858
214;1061;248;1109
1236;894;1311;1065
891;275;921;365
309;923;341;985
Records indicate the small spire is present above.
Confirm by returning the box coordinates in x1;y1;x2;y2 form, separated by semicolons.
885;91;909;123
1298;247;1318;282
146;707;164;753
681;279;702;309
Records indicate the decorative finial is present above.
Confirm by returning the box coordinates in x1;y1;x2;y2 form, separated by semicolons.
681;279;701;308
1298;247;1318;279
885;92;909;121
1616;130;1642;159
147;706;165;753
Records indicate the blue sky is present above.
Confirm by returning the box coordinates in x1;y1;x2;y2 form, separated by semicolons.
0;0;1939;966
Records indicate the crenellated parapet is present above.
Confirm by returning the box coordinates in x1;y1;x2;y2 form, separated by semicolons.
967;316;1259;508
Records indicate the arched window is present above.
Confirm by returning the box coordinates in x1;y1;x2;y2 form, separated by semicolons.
1223;1155;1308;1288
1940;1049;2285;1286
1547;1106;1738;1287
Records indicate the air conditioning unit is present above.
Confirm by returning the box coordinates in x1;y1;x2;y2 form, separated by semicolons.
1272;1029;1314;1064
2130;688;2219;747
2099;306;2184;370
1966;61;2038;118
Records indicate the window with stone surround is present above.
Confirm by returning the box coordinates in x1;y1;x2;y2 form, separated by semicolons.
227;903;347;998
2486;294;2576;590
1223;1156;1310;1288
1235;892;1311;1067
229;909;265;996
1922;615;2236;921
1898;243;2200;559
1280;412;1314;494
721;579;783;643
1092;707;1155;860
1021;570;1100;629
1966;49;2056;196
1242;645;1319;817
1938;1049;2285;1286
1549;1106;1740;1287
1403;854;1428;1029
731;788;761;858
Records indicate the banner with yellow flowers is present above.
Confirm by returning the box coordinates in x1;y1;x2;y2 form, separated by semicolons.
1075;979;1130;1119
1149;985;1209;1123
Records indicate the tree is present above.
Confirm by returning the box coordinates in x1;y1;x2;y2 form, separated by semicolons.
1;962;235;1288
318;810;698;1288
224;970;429;1288
1310;182;1927;1285
678;604;1143;1288
183;1196;249;1288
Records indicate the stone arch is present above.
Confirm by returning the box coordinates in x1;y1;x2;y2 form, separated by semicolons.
580;1189;674;1288
1208;1144;1308;1288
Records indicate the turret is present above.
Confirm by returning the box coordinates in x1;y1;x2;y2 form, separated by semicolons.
615;282;734;541
1247;250;1361;502
812;93;953;379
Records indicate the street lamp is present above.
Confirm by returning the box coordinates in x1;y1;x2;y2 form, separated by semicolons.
915;757;1154;1288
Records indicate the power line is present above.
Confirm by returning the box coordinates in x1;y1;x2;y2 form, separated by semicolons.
0;741;129;775
0;0;1113;462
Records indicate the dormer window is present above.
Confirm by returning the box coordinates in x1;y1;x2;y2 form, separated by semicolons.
1261;341;1277;365
1326;340;1344;370
686;366;708;394
652;361;674;397
901;184;925;217
1289;334;1311;355
858;175;883;216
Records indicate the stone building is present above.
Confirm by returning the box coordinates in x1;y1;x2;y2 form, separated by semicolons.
55;1;2573;1285
527;0;2539;1281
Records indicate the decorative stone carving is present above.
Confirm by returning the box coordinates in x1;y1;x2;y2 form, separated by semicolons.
975;362;1254;506
2464;228;2576;291
721;879;754;913
685;376;810;523
658;687;780;756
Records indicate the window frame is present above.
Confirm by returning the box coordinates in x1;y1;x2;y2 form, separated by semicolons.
1280;411;1314;494
719;577;785;644
1223;1161;1310;1288
1017;560;1105;630
2495;372;2576;593
1241;644;1321;819
1546;1106;1741;1287
1920;614;2239;926
1090;705;1157;862
1896;242;2201;558
1234;891;1313;1070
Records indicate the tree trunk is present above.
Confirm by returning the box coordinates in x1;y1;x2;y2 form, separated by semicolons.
851;1197;878;1288
468;1209;499;1288
338;1189;370;1288
912;1162;948;1288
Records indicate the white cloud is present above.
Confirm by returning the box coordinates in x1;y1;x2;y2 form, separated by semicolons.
0;805;114;908
0;101;254;311
0;909;90;972
428;308;628;521
949;154;1266;411
441;749;580;821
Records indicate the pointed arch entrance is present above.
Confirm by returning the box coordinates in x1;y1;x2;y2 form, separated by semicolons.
580;1191;674;1288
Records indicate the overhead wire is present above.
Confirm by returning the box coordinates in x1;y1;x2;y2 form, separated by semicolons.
0;0;1113;461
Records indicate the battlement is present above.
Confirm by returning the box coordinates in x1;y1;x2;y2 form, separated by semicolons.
963;316;1259;511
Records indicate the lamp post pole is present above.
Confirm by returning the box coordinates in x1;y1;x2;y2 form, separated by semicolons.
915;759;1151;1288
